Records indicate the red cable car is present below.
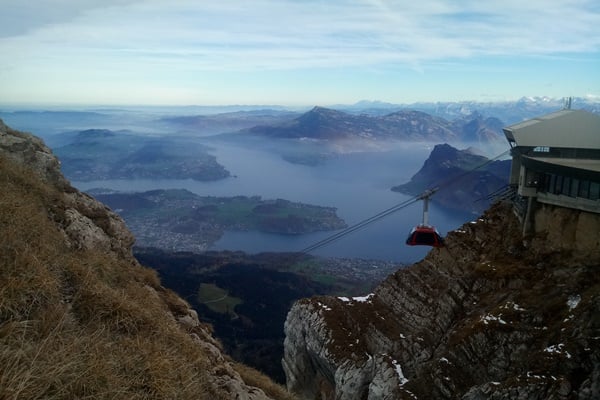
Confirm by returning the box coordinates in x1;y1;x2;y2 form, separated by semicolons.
406;189;444;247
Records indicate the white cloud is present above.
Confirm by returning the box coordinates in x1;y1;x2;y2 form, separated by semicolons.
0;0;598;104
4;0;599;70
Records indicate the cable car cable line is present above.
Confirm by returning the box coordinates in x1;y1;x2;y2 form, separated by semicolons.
300;148;510;254
301;196;421;253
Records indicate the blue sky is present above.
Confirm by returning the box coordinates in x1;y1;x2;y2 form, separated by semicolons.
1;0;599;106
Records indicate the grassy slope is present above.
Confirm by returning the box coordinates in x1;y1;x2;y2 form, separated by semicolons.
0;155;294;400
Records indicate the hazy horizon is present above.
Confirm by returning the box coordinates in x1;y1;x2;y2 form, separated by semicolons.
1;95;599;111
1;1;599;107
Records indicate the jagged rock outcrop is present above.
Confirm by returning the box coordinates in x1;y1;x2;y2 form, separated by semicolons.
283;202;600;399
0;119;285;399
0;119;135;260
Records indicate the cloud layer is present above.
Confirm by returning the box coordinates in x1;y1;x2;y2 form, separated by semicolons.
1;0;599;104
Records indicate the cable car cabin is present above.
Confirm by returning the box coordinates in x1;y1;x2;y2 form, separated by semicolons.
406;225;444;247
406;189;445;247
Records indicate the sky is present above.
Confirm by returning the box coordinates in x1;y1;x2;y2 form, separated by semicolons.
0;0;599;107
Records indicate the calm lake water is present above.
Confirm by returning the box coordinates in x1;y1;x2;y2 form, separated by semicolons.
74;140;475;263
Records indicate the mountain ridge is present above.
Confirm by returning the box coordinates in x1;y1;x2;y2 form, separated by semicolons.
247;106;504;143
283;202;600;399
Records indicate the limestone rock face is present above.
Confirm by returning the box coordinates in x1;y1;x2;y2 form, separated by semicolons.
0;120;136;260
0;119;67;187
283;202;600;399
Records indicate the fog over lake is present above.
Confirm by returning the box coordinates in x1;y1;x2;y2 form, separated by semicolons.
74;138;476;263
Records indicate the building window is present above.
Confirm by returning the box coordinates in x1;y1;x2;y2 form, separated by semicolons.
591;182;600;201
564;177;573;197
578;180;591;199
547;174;556;193
554;175;563;194
569;178;579;198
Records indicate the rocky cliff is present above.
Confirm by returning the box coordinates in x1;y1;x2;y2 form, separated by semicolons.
0;119;293;399
283;202;600;399
392;143;511;214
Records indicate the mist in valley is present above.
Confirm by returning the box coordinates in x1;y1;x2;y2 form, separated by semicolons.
1;107;509;262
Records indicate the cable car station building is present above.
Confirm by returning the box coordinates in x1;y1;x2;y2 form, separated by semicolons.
503;109;600;233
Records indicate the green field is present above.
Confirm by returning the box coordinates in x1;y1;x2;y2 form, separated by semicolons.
198;283;243;316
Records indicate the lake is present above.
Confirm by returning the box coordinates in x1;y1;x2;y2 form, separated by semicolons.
74;138;475;263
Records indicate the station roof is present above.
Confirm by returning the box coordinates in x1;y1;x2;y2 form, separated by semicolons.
503;109;600;150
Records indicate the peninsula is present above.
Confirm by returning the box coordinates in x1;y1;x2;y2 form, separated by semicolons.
92;189;347;251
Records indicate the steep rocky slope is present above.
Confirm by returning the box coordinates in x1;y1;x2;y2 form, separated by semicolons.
0;119;294;399
283;202;600;399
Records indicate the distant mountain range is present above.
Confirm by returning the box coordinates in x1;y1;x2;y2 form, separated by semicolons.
245;106;506;144
160;109;298;135
54;129;230;181
392;143;511;213
334;96;600;124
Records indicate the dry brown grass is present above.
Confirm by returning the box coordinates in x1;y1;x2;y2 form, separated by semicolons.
232;362;298;400
0;155;291;399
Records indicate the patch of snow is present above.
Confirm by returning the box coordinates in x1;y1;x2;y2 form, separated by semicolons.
545;343;571;358
439;357;449;364
391;359;409;386
353;293;374;302
527;371;543;380
491;382;501;386
481;314;507;325
399;333;406;339
403;389;418;399
337;293;374;303
502;301;526;311
567;294;581;311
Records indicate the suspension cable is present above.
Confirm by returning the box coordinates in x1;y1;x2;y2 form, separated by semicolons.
300;148;510;254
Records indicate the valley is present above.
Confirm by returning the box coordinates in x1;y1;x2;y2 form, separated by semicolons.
134;248;400;383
